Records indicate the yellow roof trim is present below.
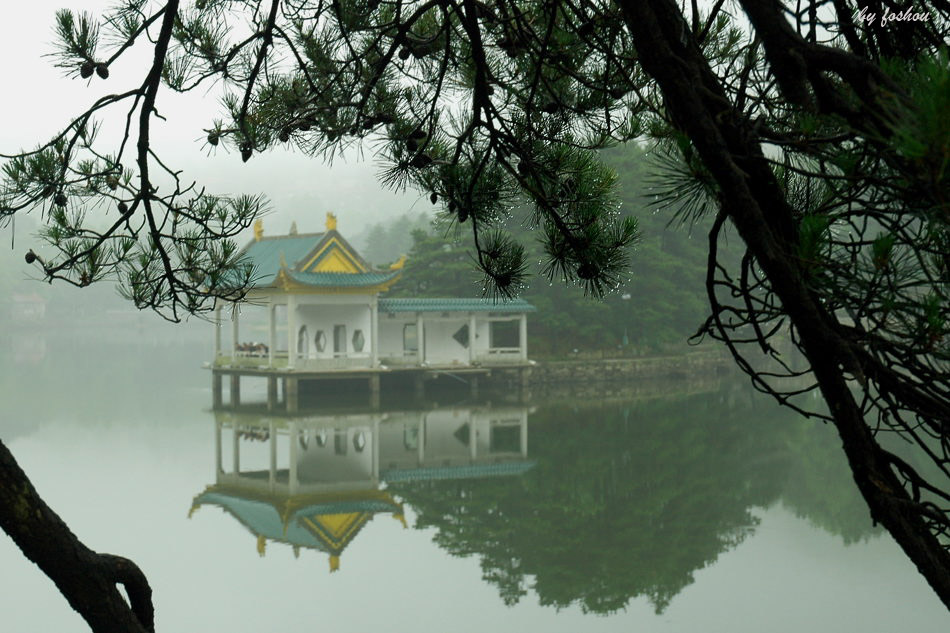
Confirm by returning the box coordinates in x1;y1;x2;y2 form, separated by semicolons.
302;236;367;273
314;248;360;273
195;484;401;515
274;268;296;291
300;512;371;551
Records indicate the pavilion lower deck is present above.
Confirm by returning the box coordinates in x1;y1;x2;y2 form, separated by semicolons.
210;363;532;412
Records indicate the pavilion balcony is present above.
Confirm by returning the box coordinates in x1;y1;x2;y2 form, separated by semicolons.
214;352;287;370
475;348;526;364
213;352;373;371
379;352;420;367
293;356;373;371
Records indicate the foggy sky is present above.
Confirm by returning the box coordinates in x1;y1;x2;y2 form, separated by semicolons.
0;1;420;246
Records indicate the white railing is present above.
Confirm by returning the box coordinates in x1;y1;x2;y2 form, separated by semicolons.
380;351;421;366
214;352;373;371
214;353;287;369
294;356;373;370
476;348;525;364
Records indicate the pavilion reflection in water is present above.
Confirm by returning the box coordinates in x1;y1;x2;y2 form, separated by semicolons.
190;405;534;570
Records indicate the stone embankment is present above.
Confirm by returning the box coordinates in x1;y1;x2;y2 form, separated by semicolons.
527;351;729;383
487;351;733;402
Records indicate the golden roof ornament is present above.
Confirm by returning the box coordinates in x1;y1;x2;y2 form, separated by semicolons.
326;211;338;231
389;254;407;270
253;218;263;241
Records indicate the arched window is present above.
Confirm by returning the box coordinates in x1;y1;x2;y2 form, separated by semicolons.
297;325;309;358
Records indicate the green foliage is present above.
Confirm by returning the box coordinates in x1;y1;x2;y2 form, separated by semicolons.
389;226;481;296
391;142;727;354
356;212;431;267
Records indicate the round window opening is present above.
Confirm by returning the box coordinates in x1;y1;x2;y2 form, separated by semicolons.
315;330;327;352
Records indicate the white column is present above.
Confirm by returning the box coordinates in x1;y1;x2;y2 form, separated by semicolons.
268;302;276;368
468;314;476;365
469;421;477;459
231;303;240;356
269;420;277;491
417;415;426;465
287;294;297;369
520;413;528;457
214;417;222;474
519;313;528;360
213;303;222;359
418;314;426;365
232;425;240;474
372;419;380;483
289;421;299;495
370;300;379;367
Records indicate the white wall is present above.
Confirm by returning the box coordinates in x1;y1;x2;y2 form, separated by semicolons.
378;316;413;359
374;310;528;366
293;295;373;358
421;318;471;365
296;426;375;484
472;320;491;356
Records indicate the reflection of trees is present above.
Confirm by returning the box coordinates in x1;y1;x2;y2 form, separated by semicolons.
391;390;882;614
780;421;884;546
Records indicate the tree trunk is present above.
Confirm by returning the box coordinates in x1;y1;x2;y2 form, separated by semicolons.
619;0;950;608
0;439;154;633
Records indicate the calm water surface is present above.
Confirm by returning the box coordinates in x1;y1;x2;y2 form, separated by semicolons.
1;334;947;632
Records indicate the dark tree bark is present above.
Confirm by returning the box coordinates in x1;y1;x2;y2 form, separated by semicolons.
0;439;154;633
618;0;950;609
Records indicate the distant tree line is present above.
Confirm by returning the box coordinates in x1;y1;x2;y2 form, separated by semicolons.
386;143;739;355
355;212;431;267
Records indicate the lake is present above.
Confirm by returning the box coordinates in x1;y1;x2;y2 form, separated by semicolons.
1;333;947;632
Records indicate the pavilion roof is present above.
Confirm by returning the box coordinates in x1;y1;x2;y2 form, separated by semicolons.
191;486;404;556
240;232;328;287
235;216;401;292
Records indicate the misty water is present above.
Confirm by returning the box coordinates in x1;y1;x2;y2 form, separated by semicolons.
1;327;948;632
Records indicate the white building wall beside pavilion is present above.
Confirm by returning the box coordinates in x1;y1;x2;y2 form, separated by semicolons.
472;319;492;358
378;316;415;363
422;318;471;365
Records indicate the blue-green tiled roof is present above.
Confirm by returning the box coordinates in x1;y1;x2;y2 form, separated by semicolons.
238;234;326;287
301;500;402;514
378;298;535;313
381;460;536;482
287;270;401;287
194;491;401;550
195;491;328;550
